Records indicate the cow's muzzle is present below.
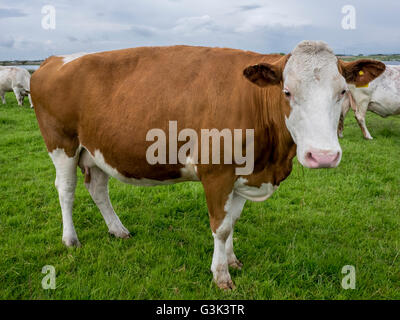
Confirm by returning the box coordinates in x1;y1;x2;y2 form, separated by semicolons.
304;149;341;168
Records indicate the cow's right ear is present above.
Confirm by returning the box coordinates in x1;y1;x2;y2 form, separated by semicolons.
243;54;290;87
243;63;282;87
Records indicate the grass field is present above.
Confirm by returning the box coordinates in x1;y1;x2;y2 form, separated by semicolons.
1;91;400;300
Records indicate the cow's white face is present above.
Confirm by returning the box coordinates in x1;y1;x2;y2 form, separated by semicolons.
282;42;344;168
243;40;386;169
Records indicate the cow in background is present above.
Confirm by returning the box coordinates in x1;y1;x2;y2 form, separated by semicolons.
0;66;33;108
338;65;400;140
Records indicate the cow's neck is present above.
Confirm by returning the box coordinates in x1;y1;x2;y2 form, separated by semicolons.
244;84;296;187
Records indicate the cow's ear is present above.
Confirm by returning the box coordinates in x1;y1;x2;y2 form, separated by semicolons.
243;63;282;87
338;59;385;87
243;54;290;87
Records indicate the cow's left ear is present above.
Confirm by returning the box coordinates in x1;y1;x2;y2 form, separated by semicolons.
338;59;385;87
243;54;290;87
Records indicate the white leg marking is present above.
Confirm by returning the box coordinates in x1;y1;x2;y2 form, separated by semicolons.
85;166;130;238
28;94;33;108
211;192;246;289
226;194;246;269
49;148;80;247
212;232;232;289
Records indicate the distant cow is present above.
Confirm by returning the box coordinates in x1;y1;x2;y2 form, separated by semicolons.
31;41;384;289
0;66;33;108
338;64;398;140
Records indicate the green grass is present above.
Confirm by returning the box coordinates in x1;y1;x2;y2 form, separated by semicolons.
1;92;400;300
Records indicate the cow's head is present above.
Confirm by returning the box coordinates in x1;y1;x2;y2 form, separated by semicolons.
243;40;385;169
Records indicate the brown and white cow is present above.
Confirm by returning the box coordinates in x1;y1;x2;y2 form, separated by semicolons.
339;64;398;140
31;41;384;289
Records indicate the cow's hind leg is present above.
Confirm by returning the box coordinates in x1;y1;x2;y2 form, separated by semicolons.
79;151;130;238
1;92;5;104
12;87;23;106
50;148;81;247
355;101;373;140
28;94;33;108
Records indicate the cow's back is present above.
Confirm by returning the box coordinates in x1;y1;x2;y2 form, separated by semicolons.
31;46;285;179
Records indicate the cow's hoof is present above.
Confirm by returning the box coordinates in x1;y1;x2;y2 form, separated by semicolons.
109;225;131;239
228;259;243;270
62;236;81;247
364;136;373;140
213;266;236;290
215;279;236;290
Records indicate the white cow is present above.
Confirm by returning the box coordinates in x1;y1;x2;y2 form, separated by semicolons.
0;66;33;108
339;65;400;139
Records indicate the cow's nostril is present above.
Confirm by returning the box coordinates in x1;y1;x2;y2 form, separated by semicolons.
305;151;319;168
304;150;341;168
333;151;340;163
306;152;315;161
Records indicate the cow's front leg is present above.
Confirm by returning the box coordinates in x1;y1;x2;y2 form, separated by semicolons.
1;93;5;104
203;176;238;290
211;221;233;289
225;193;246;269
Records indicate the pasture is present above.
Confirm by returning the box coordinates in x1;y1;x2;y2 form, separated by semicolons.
1;91;400;299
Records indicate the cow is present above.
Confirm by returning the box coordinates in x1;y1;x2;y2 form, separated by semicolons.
338;64;399;140
0;66;33;108
30;41;385;289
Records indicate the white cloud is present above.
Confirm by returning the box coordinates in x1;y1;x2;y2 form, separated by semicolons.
172;15;215;35
235;7;311;33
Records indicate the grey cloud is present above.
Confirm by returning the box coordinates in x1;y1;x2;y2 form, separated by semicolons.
130;25;158;37
238;5;262;11
172;15;220;35
67;36;78;42
0;36;15;48
0;8;27;19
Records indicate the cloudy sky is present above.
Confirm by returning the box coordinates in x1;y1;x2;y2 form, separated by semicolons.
0;0;399;60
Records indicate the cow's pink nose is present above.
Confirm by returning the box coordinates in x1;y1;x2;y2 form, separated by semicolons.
304;150;341;168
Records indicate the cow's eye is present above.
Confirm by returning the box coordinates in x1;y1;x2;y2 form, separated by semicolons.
340;89;347;96
283;89;291;98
